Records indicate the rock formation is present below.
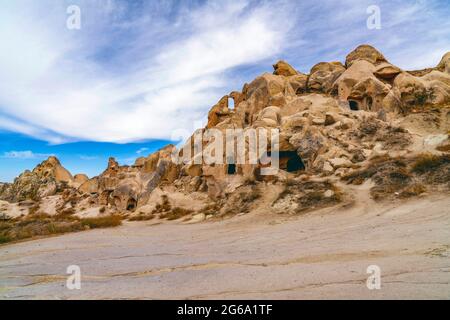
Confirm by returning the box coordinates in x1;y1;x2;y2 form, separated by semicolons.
0;156;73;203
1;45;449;225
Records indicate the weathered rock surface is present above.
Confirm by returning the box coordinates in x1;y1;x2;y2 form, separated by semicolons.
1;45;449;223
345;44;387;67
273;60;298;77
0;157;73;202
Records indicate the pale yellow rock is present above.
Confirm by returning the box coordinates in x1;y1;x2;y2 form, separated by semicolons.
374;62;402;79
437;52;450;74
324;190;335;198
329;157;352;169
79;178;99;194
73;174;89;185
393;72;428;106
323;161;334;173
185;164;203;177
345;44;387;67
308;62;345;93
287;73;308;94
186;213;206;224
311;117;325;125
273;60;298;77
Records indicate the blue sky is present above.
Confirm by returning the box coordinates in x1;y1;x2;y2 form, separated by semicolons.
0;130;170;181
0;0;449;181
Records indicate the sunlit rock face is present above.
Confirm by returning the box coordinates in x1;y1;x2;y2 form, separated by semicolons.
1;45;449;220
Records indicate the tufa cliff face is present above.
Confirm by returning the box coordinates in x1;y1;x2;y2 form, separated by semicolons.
1;45;449;220
0;156;73;203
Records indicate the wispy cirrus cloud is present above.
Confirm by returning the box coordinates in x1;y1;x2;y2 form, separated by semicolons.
136;147;149;155
0;0;294;143
78;155;99;161
2;151;54;160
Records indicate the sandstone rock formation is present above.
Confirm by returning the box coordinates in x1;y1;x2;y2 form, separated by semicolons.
273;60;298;77
308;61;345;93
0;156;73;203
1;45;449;225
345;44;387;67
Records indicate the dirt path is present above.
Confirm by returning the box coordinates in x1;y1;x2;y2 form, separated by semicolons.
1;194;449;299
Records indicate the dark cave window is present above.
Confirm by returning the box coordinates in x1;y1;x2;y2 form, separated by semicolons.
126;198;137;212
227;164;236;175
349;100;359;111
286;156;305;172
268;151;305;173
282;151;305;172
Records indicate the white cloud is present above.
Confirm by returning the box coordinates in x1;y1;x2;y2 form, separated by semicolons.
0;0;293;143
2;151;53;160
79;155;99;161
136;148;149;155
0;0;448;144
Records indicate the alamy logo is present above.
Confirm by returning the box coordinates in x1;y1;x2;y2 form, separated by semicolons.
366;5;381;30
66;5;81;30
66;265;81;290
366;265;381;290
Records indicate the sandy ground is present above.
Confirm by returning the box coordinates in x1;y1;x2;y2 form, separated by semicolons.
0;192;449;300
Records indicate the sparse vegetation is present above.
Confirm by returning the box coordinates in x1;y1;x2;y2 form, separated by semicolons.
129;212;155;221
410;153;450;174
436;144;450;152
197;202;223;216
413;89;434;106
223;185;261;215
0;214;122;245
399;183;427;198
0;234;12;244
409;153;450;187
80;215;122;228
377;125;412;149
148;194;193;221
343;153;450;201
359;117;380;135
345;156;414;200
342;156;408;185
273;180;343;213
153;195;171;213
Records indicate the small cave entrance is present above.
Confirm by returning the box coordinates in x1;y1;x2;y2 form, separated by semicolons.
126;198;137;212
227;163;236;175
349;100;359;111
268;151;306;173
282;151;306;172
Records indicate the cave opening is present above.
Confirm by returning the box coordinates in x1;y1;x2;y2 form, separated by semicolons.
227;164;236;175
126;198;137;212
349;100;359;111
267;151;305;173
283;151;305;172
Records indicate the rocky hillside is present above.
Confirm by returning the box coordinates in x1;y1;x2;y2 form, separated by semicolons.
1;44;449;225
